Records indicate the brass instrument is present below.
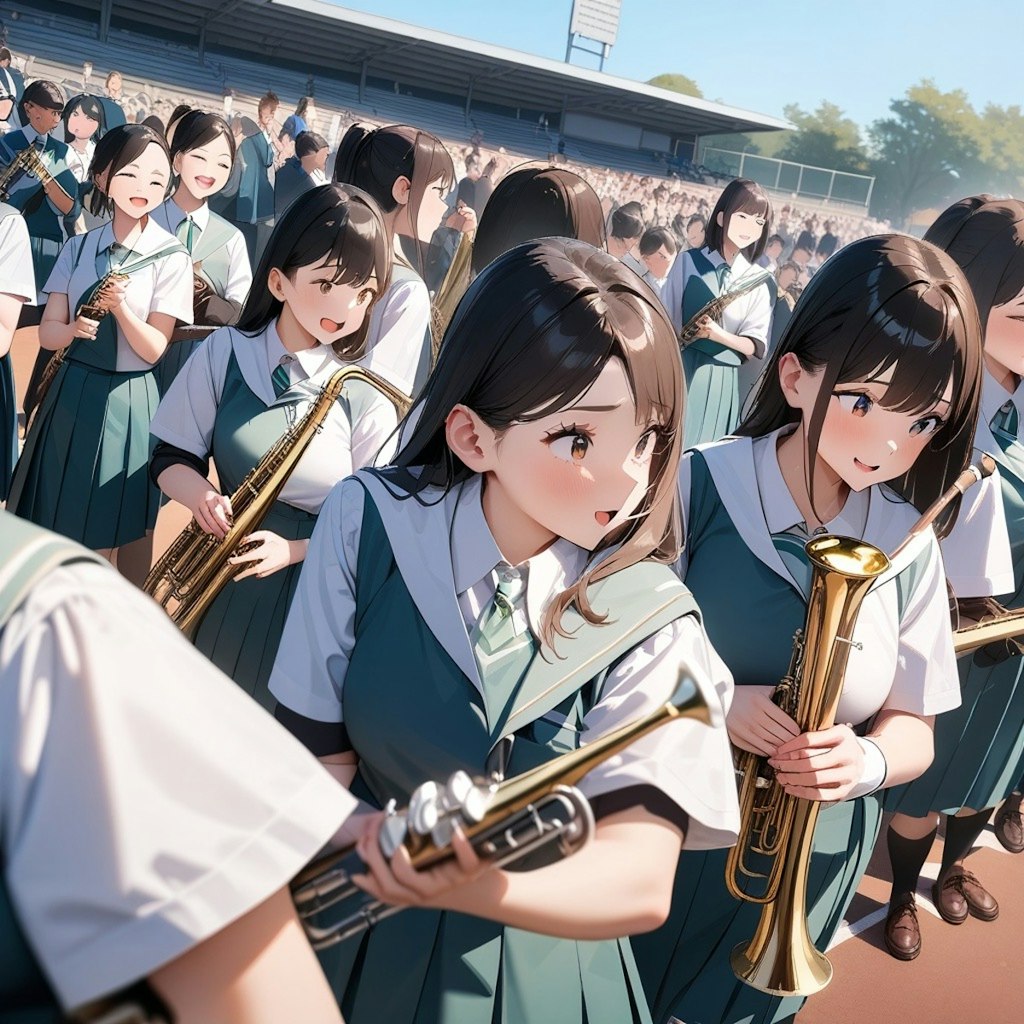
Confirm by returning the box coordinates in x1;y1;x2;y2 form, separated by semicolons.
30;273;130;428
678;269;773;346
429;228;474;360
291;667;713;950
954;607;1024;656
726;456;993;997
144;365;410;638
0;143;51;201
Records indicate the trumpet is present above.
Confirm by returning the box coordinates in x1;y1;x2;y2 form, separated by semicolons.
726;455;993;997
291;667;712;950
0;144;52;201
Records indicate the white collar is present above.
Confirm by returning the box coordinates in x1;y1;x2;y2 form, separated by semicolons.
981;366;1024;429
21;124;41;144
95;215;174;258
752;426;869;537
162;195;210;233
701;245;755;278
267;318;338;381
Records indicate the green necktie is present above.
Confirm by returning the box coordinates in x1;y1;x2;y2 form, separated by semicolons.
716;261;732;291
272;359;291;398
772;525;814;598
176;215;196;254
991;401;1019;451
471;568;536;737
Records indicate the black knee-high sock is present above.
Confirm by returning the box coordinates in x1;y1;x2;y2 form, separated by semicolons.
940;809;993;877
887;824;938;903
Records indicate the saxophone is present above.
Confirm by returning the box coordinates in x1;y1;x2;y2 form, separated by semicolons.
144;365;410;638
291;667;712;950
429;229;474;361
726;457;992;997
678;268;772;347
0;143;51;201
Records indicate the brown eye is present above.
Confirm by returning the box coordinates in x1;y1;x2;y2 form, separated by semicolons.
319;281;332;295
571;436;589;460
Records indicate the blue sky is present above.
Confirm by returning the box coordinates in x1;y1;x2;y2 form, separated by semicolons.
331;1;1024;133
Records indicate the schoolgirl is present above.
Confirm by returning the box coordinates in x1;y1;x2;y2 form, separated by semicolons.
151;108;253;392
268;237;741;1024
59;93;105;235
8;124;193;585
333;122;473;397
634;234;983;1024
0;81;79;326
883;196;1024;958
0;205;34;497
660;177;774;447
150;183;399;708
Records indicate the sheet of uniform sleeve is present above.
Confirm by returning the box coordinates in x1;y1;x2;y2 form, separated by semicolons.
41;233;80;299
0;212;36;302
940;460;1014;599
346;382;400;471
149;248;196;324
733;279;772;355
0;561;357;1012
880;532;961;717
149;326;232;457
268;477;365;724
659;250;685;334
360;275;431;397
222;228;254;305
575;615;741;852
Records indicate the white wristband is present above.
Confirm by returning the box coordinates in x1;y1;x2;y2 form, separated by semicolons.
847;737;888;800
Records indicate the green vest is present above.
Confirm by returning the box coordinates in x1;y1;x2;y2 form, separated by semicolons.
0;513;105;1022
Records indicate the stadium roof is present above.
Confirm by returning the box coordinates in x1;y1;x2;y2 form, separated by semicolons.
58;0;791;137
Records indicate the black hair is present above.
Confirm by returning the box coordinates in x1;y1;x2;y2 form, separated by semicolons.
61;93;105;141
815;234;838;259
610;203;645;242
740;234;983;538
639;226;677;257
704;178;773;262
294;131;328;159
88;123;171;217
766;233;785;249
236;182;392;361
18;80;64;123
169;109;236;166
923;195;1024;329
470;164;606;276
686;214;706;230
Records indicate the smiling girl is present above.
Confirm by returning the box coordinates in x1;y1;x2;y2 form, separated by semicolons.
151;108;252;392
8;124;192;584
149;183;400;708
267;238;740;1024
634;234;983;1024
333;123;474;397
660;177;774;447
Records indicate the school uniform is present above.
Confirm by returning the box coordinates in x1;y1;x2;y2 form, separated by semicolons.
886;371;1024;817
268;469;741;1024
633;430;960;1024
234;130;275;265
150;323;399;707
150;196;252;393
274;154;314;219
0;510;357;1020
659;247;772;447
0;205;34;498
356;262;431;398
0;126;80;305
8;218;192;548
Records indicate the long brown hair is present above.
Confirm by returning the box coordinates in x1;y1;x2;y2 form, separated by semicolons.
740;234;983;538
394;238;684;647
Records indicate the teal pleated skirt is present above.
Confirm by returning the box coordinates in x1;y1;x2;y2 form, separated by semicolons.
8;360;160;548
0;353;16;501
682;343;742;448
634;794;883;1024
316;770;653;1024
885;651;1024;816
192;501;316;709
153;336;203;397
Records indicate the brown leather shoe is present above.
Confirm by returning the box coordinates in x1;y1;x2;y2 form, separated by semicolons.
884;898;921;961
957;870;999;921
994;798;1024;854
932;875;968;924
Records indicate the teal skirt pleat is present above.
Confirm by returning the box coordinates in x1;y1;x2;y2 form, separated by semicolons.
0;354;16;500
885;651;1024;816
191;502;316;708
8;361;159;548
154;336;203;397
634;795;882;1024
682;344;741;448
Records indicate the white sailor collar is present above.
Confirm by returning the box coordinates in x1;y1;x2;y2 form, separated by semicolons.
981;366;1024;429
699;245;752;275
95;214;177;258
156;195;211;234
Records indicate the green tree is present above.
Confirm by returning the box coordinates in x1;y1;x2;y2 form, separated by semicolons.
775;102;869;173
647;73;703;98
867;80;982;225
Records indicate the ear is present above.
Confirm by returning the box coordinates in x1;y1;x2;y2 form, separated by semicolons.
778;351;806;410
92;167;110;195
392;174;412;208
716;211;724;228
266;267;288;303
445;404;499;473
172;152;183;177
